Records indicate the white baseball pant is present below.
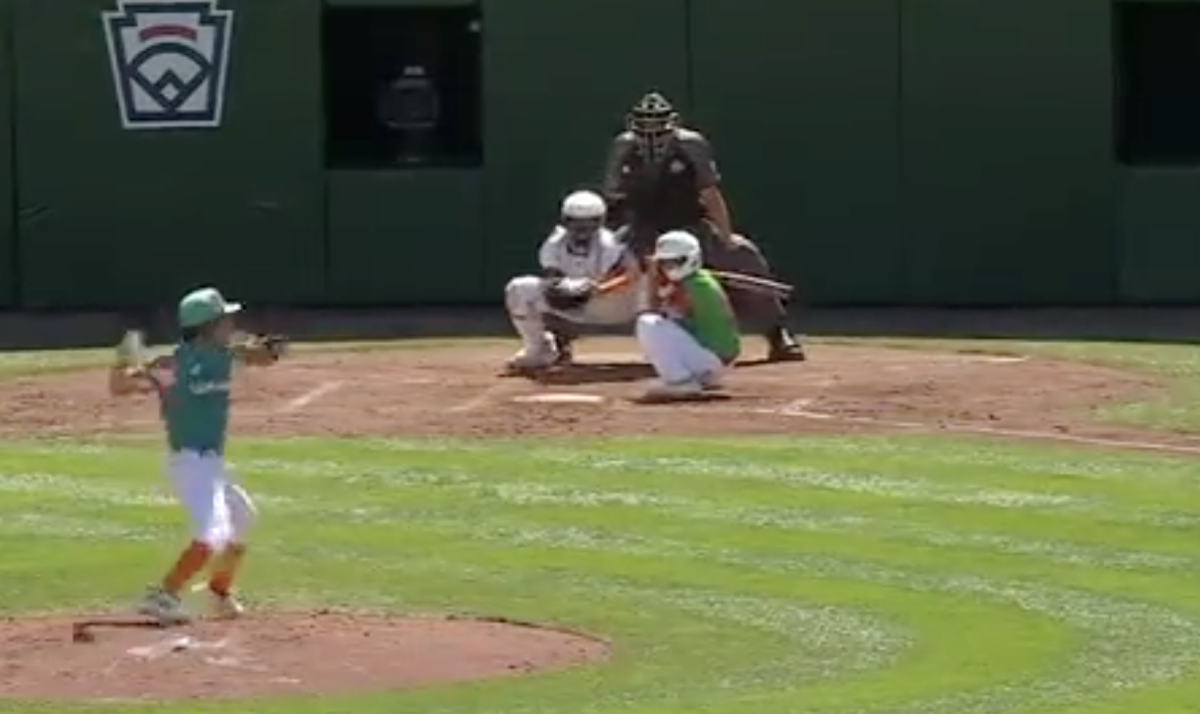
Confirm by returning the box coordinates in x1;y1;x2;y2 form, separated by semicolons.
504;275;649;355
635;312;725;384
167;450;256;550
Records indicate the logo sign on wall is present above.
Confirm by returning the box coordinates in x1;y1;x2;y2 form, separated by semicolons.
101;0;234;130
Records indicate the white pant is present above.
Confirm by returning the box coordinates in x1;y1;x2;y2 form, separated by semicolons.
504;274;648;353
167;450;256;550
636;313;725;384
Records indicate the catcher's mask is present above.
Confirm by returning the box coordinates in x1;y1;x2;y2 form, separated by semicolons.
627;91;678;163
560;190;606;252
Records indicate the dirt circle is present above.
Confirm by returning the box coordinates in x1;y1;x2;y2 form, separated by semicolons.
0;611;607;701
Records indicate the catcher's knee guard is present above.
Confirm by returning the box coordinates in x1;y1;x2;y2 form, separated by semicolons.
505;275;556;365
505;275;545;318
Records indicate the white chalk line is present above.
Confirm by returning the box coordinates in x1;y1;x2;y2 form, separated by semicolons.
279;380;344;414
447;381;512;413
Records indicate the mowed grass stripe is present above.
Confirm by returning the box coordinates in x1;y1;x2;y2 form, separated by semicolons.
2;438;1200;714
237;444;1200;562
12;455;1200;570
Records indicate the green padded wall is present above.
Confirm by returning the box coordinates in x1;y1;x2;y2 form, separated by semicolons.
325;0;474;5
1118;170;1200;303
690;0;902;305
326;171;484;303
902;0;1117;304
481;0;689;294
0;0;13;306
13;0;324;308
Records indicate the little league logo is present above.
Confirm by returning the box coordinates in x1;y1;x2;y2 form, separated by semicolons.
102;0;233;130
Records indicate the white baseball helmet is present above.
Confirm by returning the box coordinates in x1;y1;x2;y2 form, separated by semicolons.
561;190;606;221
560;190;606;247
653;230;702;280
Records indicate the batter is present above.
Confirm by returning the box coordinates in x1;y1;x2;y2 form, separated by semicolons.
636;230;741;399
109;286;284;624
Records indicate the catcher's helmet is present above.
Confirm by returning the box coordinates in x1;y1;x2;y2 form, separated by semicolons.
627;91;678;162
560;190;606;249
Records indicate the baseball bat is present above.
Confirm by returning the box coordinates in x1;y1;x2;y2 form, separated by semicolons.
595;273;633;295
709;270;794;298
598;267;791;299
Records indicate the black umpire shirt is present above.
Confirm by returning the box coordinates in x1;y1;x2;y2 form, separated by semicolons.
602;128;721;253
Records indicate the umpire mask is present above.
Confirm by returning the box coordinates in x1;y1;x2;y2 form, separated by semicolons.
627;92;678;163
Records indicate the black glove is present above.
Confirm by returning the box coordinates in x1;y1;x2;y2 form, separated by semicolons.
249;333;289;361
544;278;596;311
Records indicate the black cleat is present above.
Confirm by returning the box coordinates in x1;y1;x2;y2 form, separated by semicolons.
551;333;575;365
766;328;806;362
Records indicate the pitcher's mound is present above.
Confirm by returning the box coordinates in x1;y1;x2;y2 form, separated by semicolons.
0;610;607;701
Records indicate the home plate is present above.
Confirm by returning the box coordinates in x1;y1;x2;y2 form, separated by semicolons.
579;353;644;363
512;393;605;404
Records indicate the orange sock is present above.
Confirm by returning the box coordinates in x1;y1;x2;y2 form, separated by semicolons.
162;540;212;595
208;543;247;597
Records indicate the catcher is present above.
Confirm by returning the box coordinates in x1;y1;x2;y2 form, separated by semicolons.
108;286;287;625
602;91;805;362
504;189;645;372
636;230;740;400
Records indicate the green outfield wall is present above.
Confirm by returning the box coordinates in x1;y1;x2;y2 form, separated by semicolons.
0;0;14;307
0;0;1196;308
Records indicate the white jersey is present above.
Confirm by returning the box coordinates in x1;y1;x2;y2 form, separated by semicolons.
538;227;628;280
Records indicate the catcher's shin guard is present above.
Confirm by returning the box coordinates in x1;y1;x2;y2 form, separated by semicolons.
544;314;578;365
551;333;574;365
505;276;559;371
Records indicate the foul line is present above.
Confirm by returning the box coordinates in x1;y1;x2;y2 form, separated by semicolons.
279;381;343;414
757;402;1200;456
448;381;511;413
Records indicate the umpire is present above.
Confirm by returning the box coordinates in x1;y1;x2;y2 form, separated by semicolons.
601;91;805;361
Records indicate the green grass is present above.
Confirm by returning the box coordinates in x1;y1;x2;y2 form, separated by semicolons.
3;436;1200;713
3;336;1200;712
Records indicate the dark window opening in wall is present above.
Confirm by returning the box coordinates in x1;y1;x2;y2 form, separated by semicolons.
323;4;482;169
1114;1;1200;165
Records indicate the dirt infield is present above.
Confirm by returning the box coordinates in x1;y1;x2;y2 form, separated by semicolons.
0;611;605;701
0;338;1177;445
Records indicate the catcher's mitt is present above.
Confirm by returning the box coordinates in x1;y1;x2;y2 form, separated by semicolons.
257;334;289;360
544;278;595;311
232;331;290;361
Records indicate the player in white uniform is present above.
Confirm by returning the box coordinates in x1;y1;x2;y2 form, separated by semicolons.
504;190;645;371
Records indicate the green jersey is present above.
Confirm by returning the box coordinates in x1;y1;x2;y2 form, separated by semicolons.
679;269;740;360
164;342;234;454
